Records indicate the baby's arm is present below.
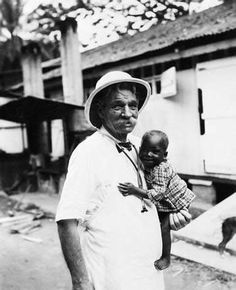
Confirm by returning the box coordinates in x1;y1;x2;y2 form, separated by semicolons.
118;182;148;199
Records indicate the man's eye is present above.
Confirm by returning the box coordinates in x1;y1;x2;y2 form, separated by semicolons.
113;106;122;110
129;103;138;109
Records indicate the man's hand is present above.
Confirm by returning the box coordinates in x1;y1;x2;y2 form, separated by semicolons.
169;208;192;231
118;182;136;196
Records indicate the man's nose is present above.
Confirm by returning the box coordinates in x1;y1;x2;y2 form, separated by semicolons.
122;106;132;117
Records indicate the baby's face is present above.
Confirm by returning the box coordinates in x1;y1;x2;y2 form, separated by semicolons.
139;135;166;169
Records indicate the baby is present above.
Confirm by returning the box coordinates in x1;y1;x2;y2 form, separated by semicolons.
118;130;195;270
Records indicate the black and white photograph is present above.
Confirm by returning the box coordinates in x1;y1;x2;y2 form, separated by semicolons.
0;0;236;289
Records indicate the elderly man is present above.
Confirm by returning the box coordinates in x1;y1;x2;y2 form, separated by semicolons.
56;71;191;290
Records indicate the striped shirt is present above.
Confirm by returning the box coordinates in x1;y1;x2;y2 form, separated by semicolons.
145;160;195;212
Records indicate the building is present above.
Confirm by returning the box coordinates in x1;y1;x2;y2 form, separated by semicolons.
1;1;236;200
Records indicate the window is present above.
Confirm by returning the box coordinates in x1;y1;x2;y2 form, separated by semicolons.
145;76;161;95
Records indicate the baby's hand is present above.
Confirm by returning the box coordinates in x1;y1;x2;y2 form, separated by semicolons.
118;182;134;196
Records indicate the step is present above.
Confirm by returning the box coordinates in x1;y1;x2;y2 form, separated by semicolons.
173;192;236;256
171;240;236;276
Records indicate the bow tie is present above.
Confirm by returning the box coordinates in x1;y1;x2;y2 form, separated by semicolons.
116;141;133;152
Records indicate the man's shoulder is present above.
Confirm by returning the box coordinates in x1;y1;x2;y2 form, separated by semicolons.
71;131;100;155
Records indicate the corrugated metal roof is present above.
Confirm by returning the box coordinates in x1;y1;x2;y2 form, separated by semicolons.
42;2;236;72
7;1;236;93
82;2;236;69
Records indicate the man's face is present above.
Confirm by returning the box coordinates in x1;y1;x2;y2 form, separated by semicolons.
99;89;139;141
139;135;167;169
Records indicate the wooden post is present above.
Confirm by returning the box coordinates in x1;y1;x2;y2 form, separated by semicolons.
59;17;83;105
59;17;90;132
21;43;49;154
21;43;44;99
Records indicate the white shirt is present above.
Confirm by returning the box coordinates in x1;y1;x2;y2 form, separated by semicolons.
56;129;164;290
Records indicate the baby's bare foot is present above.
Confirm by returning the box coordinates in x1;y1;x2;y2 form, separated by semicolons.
154;257;170;270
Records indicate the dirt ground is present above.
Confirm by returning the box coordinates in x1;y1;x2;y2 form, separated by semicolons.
0;194;236;290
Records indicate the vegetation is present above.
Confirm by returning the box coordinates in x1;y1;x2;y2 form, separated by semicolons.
0;0;222;72
27;0;212;49
0;0;23;70
0;0;58;72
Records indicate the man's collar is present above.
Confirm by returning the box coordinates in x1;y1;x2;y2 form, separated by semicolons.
99;126;133;152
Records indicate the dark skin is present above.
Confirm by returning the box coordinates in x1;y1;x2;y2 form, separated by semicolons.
57;220;92;290
118;134;191;270
118;182;148;199
118;134;167;198
118;133;192;230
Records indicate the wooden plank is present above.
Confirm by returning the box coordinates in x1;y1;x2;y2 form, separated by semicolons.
21;235;43;243
0;215;32;225
10;220;41;234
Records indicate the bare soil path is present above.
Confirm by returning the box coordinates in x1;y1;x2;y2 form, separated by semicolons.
0;194;236;290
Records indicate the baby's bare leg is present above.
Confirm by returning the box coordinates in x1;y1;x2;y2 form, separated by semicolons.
155;212;171;270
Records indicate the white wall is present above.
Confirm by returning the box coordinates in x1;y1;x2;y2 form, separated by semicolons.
51;119;65;158
0;98;27;153
134;68;202;175
0;120;27;153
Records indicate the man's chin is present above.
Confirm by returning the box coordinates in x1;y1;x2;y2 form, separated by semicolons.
123;127;135;134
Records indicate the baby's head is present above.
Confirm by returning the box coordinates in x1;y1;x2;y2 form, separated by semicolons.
139;130;169;169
